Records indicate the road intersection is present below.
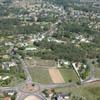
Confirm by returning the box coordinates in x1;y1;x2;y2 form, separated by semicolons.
0;55;100;100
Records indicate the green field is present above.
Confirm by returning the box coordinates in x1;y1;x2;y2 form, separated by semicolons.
29;67;52;84
59;68;79;83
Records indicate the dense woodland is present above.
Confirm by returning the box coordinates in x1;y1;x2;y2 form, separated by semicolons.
34;40;86;62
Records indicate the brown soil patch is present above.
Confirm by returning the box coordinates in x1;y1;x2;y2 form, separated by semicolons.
49;68;65;83
24;96;41;100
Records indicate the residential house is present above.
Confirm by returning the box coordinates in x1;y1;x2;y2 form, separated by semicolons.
2;76;10;81
57;93;70;100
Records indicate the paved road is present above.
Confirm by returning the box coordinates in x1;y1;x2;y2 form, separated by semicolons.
17;55;33;84
0;57;100;100
15;82;77;100
39;83;77;91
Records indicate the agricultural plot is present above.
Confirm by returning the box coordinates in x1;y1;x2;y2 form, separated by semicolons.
49;68;65;83
59;68;79;83
29;67;52;84
27;58;66;84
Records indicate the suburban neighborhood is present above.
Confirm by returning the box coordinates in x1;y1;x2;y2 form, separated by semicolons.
0;0;100;100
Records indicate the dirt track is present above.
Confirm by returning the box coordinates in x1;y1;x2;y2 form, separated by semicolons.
49;68;65;83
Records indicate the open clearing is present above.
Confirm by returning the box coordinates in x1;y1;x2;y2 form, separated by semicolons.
49;68;65;83
29;67;52;84
27;58;79;84
26;57;57;68
24;95;41;100
59;68;79;83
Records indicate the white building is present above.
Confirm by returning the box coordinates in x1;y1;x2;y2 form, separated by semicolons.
2;76;10;81
25;47;37;51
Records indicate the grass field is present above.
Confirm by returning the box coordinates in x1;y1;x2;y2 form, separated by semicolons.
55;82;100;100
29;67;52;84
59;68;79;83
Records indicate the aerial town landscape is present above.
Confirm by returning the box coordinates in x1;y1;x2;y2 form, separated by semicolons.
0;0;100;100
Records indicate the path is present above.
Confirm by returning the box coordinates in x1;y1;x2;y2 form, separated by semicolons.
17;55;33;84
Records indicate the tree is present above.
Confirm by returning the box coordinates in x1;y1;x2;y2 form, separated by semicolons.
19;73;26;80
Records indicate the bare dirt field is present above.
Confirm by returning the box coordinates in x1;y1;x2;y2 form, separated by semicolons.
24;95;41;100
25;57;57;68
49;68;65;83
